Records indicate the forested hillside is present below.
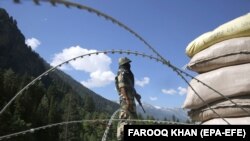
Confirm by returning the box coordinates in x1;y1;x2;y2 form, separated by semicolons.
0;8;119;141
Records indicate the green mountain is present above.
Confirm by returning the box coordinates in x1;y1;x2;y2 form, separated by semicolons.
0;8;119;141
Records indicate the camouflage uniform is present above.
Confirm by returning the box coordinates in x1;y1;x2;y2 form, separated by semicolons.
116;57;137;141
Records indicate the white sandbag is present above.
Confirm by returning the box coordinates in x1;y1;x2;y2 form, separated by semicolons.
202;117;250;125
189;95;250;121
183;63;250;109
188;37;250;73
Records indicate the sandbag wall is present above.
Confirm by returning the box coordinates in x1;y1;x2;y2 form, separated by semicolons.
183;13;250;124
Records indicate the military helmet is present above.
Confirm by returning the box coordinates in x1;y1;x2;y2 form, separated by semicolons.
119;57;131;66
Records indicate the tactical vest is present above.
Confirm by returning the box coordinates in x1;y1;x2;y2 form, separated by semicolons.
115;68;136;105
115;68;135;93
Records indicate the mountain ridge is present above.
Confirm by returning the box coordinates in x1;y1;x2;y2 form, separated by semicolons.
137;102;189;122
0;8;119;113
0;8;119;140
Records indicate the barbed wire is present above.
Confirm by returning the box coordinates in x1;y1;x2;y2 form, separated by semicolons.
0;49;238;124
9;0;250;128
14;0;165;61
169;66;231;124
0;1;247;141
0;49;234;127
174;66;250;116
0;116;191;140
12;0;250;118
0;50;158;115
101;109;120;141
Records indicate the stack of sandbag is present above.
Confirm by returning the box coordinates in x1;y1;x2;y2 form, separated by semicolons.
183;13;250;124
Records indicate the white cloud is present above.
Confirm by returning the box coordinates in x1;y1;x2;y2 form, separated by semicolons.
178;86;187;95
81;70;115;88
135;77;150;87
162;86;187;96
50;46;115;88
161;89;177;95
154;105;161;109
149;96;158;101
25;38;41;50
51;46;110;72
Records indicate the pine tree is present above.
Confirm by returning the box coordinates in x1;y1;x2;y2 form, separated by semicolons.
36;95;49;124
60;93;82;141
47;85;62;140
83;94;95;112
3;69;17;99
0;69;5;108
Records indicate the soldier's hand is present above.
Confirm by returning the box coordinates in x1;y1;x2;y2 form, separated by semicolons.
128;104;134;112
125;100;133;112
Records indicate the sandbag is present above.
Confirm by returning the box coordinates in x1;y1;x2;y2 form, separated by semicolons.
188;95;250;121
186;13;250;57
183;63;250;109
188;37;250;73
202;117;250;125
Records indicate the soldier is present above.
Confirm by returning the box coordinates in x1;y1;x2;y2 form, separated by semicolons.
115;57;141;141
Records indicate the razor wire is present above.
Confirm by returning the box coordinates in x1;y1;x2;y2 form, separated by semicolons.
161;61;229;124
0;116;191;140
101;108;120;141
11;0;250;119
0;49;234;124
0;49;237;124
0;49;160;116
0;1;247;140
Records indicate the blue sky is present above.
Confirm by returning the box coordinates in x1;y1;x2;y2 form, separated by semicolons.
1;0;250;108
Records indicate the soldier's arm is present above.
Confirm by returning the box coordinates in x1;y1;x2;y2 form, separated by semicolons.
118;70;133;111
120;87;132;111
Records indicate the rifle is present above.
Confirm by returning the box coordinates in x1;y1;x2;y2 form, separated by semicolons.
116;76;146;113
135;93;146;113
